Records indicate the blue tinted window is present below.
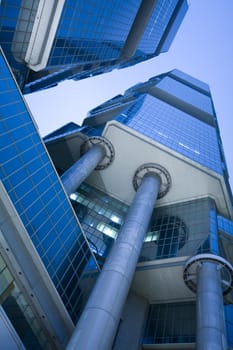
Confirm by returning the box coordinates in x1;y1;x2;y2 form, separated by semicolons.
116;94;222;174
170;69;210;92
0;1;29;87
157;76;213;114
159;1;188;52
48;0;140;66
137;0;179;54
0;49;98;322
218;215;233;236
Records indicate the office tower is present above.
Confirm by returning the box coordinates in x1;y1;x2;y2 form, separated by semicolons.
0;47;102;349
44;69;233;350
0;0;188;93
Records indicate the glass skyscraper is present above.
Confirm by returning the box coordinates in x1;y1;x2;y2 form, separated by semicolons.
44;69;233;349
0;0;188;93
0;47;100;349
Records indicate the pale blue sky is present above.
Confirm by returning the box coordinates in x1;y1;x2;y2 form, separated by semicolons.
25;0;233;188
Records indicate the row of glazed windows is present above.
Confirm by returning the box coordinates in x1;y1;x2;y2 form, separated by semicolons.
117;93;223;174
144;302;233;347
0;50;98;323
0;253;52;349
72;184;221;263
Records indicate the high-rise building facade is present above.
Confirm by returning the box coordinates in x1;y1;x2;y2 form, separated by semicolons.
0;0;188;93
44;69;233;350
0;47;101;349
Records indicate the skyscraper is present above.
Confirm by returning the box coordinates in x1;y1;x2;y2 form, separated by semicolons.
0;0;188;93
0;47;100;349
44;69;233;349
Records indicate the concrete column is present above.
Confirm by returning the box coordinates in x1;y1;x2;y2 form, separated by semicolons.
66;172;161;350
196;261;227;350
184;254;233;350
61;144;105;195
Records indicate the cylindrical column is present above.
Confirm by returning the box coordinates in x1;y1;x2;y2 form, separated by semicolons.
61;144;105;195
196;261;227;350
183;254;233;350
66;172;161;350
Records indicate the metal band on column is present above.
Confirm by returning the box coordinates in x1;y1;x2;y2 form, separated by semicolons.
133;163;171;198
80;136;115;170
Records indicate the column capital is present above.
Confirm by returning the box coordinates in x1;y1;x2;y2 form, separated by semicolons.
133;163;171;198
80;136;115;170
183;253;233;295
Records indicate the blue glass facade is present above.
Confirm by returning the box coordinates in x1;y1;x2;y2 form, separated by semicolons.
143;302;196;344
0;0;188;92
156;76;213;114
137;0;179;54
70;182;128;265
0;0;35;87
0;49;98;326
70;184;221;263
117;94;223;174
218;215;233;237
168;68;211;92
48;0;140;66
84;69;227;176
